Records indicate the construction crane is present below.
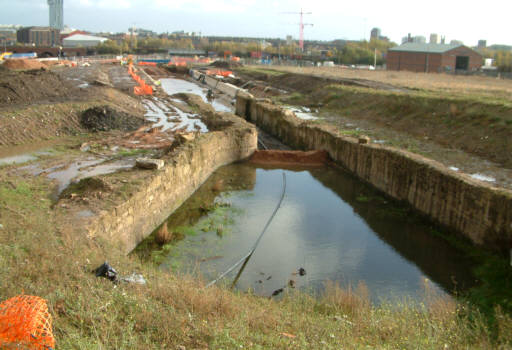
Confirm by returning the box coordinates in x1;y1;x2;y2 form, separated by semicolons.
281;9;313;51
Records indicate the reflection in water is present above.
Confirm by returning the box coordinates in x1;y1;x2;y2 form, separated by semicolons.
135;163;476;303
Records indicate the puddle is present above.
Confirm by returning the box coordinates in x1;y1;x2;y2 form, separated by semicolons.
470;173;496;182
0;154;39;166
143;99;208;133
161;78;233;113
136;163;477;303
0;143;57;166
285;106;319;120
46;158;133;197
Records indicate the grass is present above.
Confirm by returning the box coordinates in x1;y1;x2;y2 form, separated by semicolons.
1;156;512;349
263;65;512;103
279;82;512;167
238;67;285;77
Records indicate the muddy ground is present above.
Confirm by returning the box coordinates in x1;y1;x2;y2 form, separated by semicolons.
0;61;248;228
233;67;512;190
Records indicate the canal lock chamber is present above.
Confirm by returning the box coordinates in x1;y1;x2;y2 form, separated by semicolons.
134;161;479;304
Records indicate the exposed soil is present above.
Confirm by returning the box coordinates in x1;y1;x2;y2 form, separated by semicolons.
2;58;48;71
209;60;242;69
235;68;407;94
0;69;74;107
80;105;145;132
234;67;512;189
0;65;146;147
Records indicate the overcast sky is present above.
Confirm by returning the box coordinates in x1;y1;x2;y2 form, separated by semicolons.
1;0;511;46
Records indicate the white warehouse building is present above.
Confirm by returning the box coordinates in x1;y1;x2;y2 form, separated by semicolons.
63;34;108;48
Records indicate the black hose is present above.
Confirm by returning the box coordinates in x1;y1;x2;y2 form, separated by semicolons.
205;172;286;288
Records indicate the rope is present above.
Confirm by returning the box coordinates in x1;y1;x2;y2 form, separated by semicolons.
258;138;268;150
205;172;287;288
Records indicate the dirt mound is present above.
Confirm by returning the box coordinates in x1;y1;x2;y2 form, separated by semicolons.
80;106;145;132
209;60;242;69
0;69;73;107
163;65;189;74
3;59;47;71
143;66;169;77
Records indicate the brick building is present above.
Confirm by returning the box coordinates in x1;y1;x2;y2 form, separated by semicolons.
387;43;482;73
17;26;60;47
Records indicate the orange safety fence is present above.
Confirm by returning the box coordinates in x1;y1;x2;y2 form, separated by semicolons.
205;69;233;77
138;62;157;66
128;64;153;96
0;295;55;350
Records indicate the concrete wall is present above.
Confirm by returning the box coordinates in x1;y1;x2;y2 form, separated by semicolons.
87;119;257;253
190;70;243;98
236;93;512;253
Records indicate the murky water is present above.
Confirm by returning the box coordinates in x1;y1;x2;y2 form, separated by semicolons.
285;106;319;120
45;158;133;198
161;78;233;113
143;98;208;133
136;163;476;302
0;142;57;166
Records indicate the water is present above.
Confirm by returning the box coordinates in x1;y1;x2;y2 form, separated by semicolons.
0;143;56;166
285;106;319;120
46;158;133;197
161;78;233;113
136;163;476;303
143;98;208;133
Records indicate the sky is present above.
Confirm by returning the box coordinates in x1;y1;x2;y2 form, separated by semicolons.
1;0;511;46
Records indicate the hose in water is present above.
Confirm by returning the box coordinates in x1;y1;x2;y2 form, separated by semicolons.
205;172;287;288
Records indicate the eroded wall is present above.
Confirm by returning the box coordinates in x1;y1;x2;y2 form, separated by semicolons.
236;92;512;252
87;119;257;253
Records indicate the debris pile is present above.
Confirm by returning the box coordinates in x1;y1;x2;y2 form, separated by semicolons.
80;105;145;132
2;59;47;70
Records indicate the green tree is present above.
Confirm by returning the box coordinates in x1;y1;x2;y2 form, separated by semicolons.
96;40;121;54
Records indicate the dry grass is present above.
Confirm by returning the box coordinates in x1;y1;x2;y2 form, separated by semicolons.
264;65;512;101
155;223;172;244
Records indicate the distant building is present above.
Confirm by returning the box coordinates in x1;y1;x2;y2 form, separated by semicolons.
0;25;20;46
17;26;60;47
370;27;389;42
478;40;487;49
286;35;293;45
402;33;426;44
62;34;108;48
134;28;157;38
387;42;482;72
60;30;88;42
371;28;381;39
450;40;463;45
430;33;441;44
47;0;64;30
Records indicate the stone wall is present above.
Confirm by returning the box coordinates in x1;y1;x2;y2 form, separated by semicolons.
236;92;512;252
87;117;257;253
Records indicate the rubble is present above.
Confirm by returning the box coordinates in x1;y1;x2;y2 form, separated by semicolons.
135;158;164;170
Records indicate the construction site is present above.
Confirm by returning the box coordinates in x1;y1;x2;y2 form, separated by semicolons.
0;52;511;349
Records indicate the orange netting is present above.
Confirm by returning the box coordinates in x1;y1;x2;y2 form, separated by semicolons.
0;295;55;350
128;64;153;96
205;69;233;77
